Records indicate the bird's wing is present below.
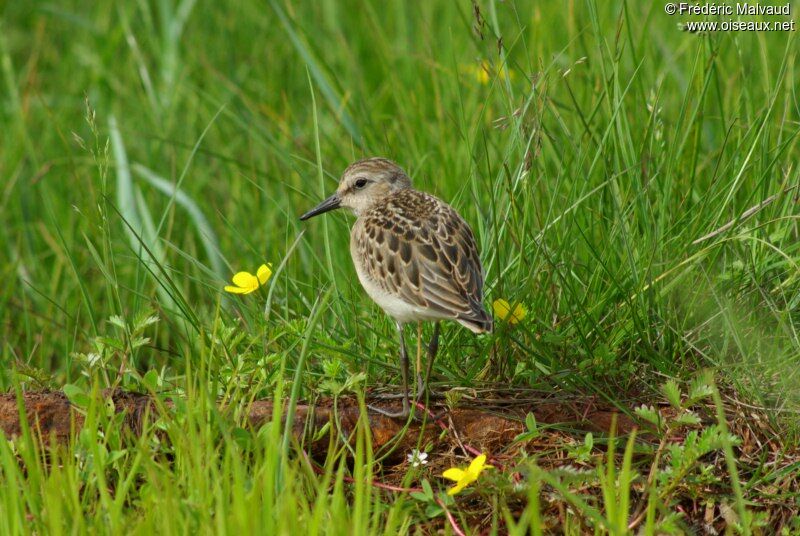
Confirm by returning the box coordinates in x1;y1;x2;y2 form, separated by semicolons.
354;192;486;322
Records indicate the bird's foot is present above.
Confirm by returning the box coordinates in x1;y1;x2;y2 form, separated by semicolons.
414;375;445;402
372;390;410;401
371;381;440;402
367;402;411;420
415;374;426;402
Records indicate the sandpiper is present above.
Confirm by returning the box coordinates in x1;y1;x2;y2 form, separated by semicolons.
300;158;492;418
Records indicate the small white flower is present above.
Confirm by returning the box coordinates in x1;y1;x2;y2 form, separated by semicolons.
407;449;428;467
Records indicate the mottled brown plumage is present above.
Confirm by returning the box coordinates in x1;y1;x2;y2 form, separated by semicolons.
300;157;492;418
351;188;491;333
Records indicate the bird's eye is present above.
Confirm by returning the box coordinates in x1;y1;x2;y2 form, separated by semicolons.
354;178;369;189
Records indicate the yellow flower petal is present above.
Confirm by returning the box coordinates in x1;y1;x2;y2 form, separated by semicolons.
256;264;272;285
447;482;467;496
493;299;511;319
492;299;526;324
468;454;488;474
498;66;515;81
224;285;252;294
442;468;465;482
510;303;527;323
232;271;258;288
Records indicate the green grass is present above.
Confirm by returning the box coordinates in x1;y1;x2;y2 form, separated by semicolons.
1;0;799;533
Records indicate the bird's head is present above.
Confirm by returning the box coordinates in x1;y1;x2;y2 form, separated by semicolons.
299;158;411;220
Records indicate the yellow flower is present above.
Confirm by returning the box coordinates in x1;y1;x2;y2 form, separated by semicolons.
224;264;272;294
475;62;491;85
441;454;493;496
492;298;527;324
463;61;515;85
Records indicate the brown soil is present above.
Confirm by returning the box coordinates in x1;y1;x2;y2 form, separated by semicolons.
2;389;797;533
0;389;634;462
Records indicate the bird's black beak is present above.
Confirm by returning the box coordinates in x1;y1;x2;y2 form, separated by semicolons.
299;193;341;221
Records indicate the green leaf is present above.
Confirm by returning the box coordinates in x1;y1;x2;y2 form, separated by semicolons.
311;421;331;442
109;315;127;330
688;373;715;403
97;337;125;351
514;412;540;442
108;449;128;464
424;504;444;518
689;383;714;403
142;369;160;391
133;308;159;331
662;379;682;408
634;405;661;428
514;430;538;443
674;411;701;426
525;412;537;432
231;427;252;449
131;336;151;349
63;384;91;408
343;372;367;390
421;478;434;499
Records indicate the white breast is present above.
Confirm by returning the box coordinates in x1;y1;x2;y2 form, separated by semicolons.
351;259;420;323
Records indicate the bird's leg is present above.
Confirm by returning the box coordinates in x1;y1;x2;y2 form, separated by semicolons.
415;321;422;399
416;321;440;402
368;322;410;419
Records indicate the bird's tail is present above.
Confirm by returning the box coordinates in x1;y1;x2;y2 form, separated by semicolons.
456;306;493;334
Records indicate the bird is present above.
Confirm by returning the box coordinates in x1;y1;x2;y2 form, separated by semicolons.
299;157;492;418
